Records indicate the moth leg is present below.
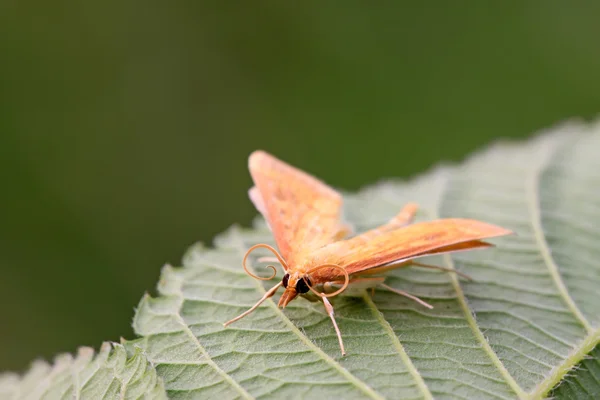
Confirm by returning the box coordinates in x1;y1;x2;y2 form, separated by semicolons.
322;296;346;356
223;282;283;327
378;283;433;309
409;261;472;281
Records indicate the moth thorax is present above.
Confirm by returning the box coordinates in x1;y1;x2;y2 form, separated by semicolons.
282;273;312;294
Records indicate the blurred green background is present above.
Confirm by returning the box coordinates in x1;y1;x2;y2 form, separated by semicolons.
1;2;599;371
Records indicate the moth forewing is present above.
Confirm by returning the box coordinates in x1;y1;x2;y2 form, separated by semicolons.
311;218;512;276
353;239;495;279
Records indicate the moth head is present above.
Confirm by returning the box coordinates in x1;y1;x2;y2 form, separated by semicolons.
278;273;312;308
239;243;350;308
282;273;311;293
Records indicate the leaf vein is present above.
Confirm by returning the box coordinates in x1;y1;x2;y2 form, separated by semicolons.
362;293;434;400
474;310;574;348
164;294;254;400
525;141;592;333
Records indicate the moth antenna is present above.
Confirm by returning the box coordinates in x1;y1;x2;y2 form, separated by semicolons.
409;261;473;281
322;295;346;356
378;283;433;309
305;264;349;298
242;243;289;281
223;282;283;326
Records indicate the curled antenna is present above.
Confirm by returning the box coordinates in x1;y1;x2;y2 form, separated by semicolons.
305;264;349;298
243;243;288;281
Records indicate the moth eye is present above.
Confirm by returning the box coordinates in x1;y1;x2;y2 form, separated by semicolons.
282;273;290;288
296;277;312;294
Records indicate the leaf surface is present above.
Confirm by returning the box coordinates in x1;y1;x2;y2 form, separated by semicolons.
0;342;167;400
131;121;600;399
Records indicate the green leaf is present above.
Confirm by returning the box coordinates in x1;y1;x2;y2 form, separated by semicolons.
130;121;600;399
0;342;167;400
549;343;600;399
6;121;599;399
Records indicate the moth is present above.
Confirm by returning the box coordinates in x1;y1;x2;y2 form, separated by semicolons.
224;150;512;355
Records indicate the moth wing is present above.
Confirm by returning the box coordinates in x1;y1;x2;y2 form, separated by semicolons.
311;218;512;275
248;150;345;263
248;186;267;218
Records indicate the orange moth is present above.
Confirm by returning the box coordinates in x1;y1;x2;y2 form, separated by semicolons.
224;150;512;355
